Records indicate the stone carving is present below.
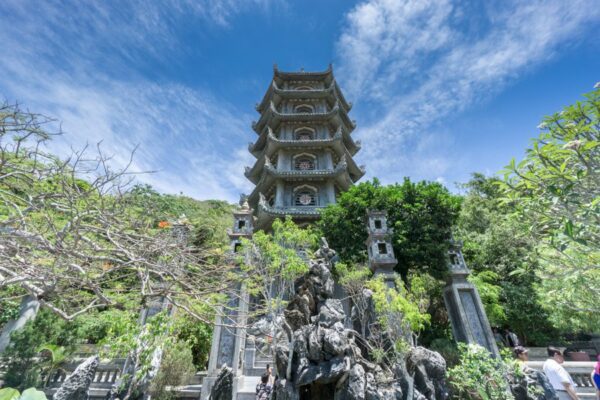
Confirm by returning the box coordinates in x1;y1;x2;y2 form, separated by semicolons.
53;355;99;400
270;239;449;400
208;365;233;400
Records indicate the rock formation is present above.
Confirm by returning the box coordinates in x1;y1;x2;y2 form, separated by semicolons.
53;355;99;400
270;240;449;400
208;366;234;400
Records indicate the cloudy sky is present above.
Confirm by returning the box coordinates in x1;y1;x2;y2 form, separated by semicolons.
1;0;599;201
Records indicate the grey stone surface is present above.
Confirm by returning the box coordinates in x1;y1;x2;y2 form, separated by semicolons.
208;366;233;400
53;355;99;400
406;347;448;400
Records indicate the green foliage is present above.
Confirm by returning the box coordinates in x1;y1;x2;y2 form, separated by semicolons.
456;174;556;344
448;344;513;400
149;339;196;400
0;389;47;400
242;217;318;316
367;276;430;339
2;310;78;390
500;87;600;331
319;178;461;280
468;271;506;327
174;314;213;369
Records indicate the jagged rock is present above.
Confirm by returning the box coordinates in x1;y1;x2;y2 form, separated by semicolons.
406;347;448;400
208;365;233;400
272;379;300;400
53;355;99;400
297;355;350;386
307;327;322;362
335;363;366;400
322;328;347;357
318;299;345;328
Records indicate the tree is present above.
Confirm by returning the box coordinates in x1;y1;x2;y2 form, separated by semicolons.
318;179;461;281
0;102;234;323
240;217;317;376
456;174;555;344
500;87;600;331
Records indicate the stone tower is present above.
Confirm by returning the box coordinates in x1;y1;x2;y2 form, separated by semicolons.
246;65;364;230
366;210;398;286
443;240;500;357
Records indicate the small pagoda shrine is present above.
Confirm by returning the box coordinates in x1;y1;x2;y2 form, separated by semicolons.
246;64;365;230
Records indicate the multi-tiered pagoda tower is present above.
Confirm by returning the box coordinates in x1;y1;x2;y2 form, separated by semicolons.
246;65;364;229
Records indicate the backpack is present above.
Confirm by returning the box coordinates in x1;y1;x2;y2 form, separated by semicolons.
256;383;272;400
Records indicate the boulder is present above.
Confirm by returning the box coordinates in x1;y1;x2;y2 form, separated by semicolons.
334;363;366;400
53;355;99;400
208;365;233;400
405;347;448;400
318;299;345;328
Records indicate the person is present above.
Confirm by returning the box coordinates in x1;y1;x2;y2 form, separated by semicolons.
592;354;600;400
266;364;275;386
543;346;579;400
505;328;521;348
256;373;272;400
493;327;506;348
514;346;558;400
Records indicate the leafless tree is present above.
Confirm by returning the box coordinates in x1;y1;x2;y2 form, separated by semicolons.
0;102;235;323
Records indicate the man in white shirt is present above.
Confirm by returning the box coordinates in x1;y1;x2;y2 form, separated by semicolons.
543;346;579;400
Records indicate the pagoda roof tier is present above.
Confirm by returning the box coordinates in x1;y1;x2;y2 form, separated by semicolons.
248;161;354;206
249;126;361;158
272;64;334;84
254;193;322;230
256;80;351;114
253;101;356;135
245;143;365;185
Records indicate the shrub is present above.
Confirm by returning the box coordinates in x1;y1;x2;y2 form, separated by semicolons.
149;340;196;400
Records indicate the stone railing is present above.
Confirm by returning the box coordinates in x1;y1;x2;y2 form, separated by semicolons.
44;358;125;389
527;361;597;396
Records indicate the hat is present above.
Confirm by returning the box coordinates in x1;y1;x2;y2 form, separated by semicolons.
514;346;528;357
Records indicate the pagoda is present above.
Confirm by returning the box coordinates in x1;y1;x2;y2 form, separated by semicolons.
246;65;364;229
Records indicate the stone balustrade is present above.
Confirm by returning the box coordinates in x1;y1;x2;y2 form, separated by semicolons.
527;361;597;396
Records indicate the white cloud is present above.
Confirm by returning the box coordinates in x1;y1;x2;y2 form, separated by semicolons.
336;0;600;185
0;0;274;201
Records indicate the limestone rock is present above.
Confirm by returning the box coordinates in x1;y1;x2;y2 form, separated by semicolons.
53;355;99;400
335;363;366;400
208;365;233;400
318;299;345;328
406;347;448;400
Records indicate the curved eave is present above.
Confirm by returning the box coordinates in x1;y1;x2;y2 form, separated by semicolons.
249;164;352;204
253;102;356;135
244;155;270;184
344;152;366;182
272;64;333;85
256;81;352;113
250;127;344;158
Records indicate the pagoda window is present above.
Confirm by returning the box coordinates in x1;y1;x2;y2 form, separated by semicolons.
294;186;317;207
377;243;388;255
294;154;316;171
295;127;314;141
295;85;313;90
374;219;382;229
238;220;246;230
295;104;313;114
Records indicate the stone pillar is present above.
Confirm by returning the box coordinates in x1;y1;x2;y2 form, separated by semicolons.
275;181;284;207
0;295;40;353
443;241;500;358
201;198;254;400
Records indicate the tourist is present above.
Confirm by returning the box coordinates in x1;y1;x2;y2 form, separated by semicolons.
514;346;559;400
256;373;272;400
504;328;520;348
543;347;579;399
592;354;600;400
266;364;275;386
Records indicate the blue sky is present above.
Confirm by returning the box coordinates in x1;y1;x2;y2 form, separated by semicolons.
1;0;599;201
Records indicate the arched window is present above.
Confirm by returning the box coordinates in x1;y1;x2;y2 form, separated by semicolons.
295;86;313;90
295;127;314;141
294;155;315;170
295;104;313;114
295;190;316;206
